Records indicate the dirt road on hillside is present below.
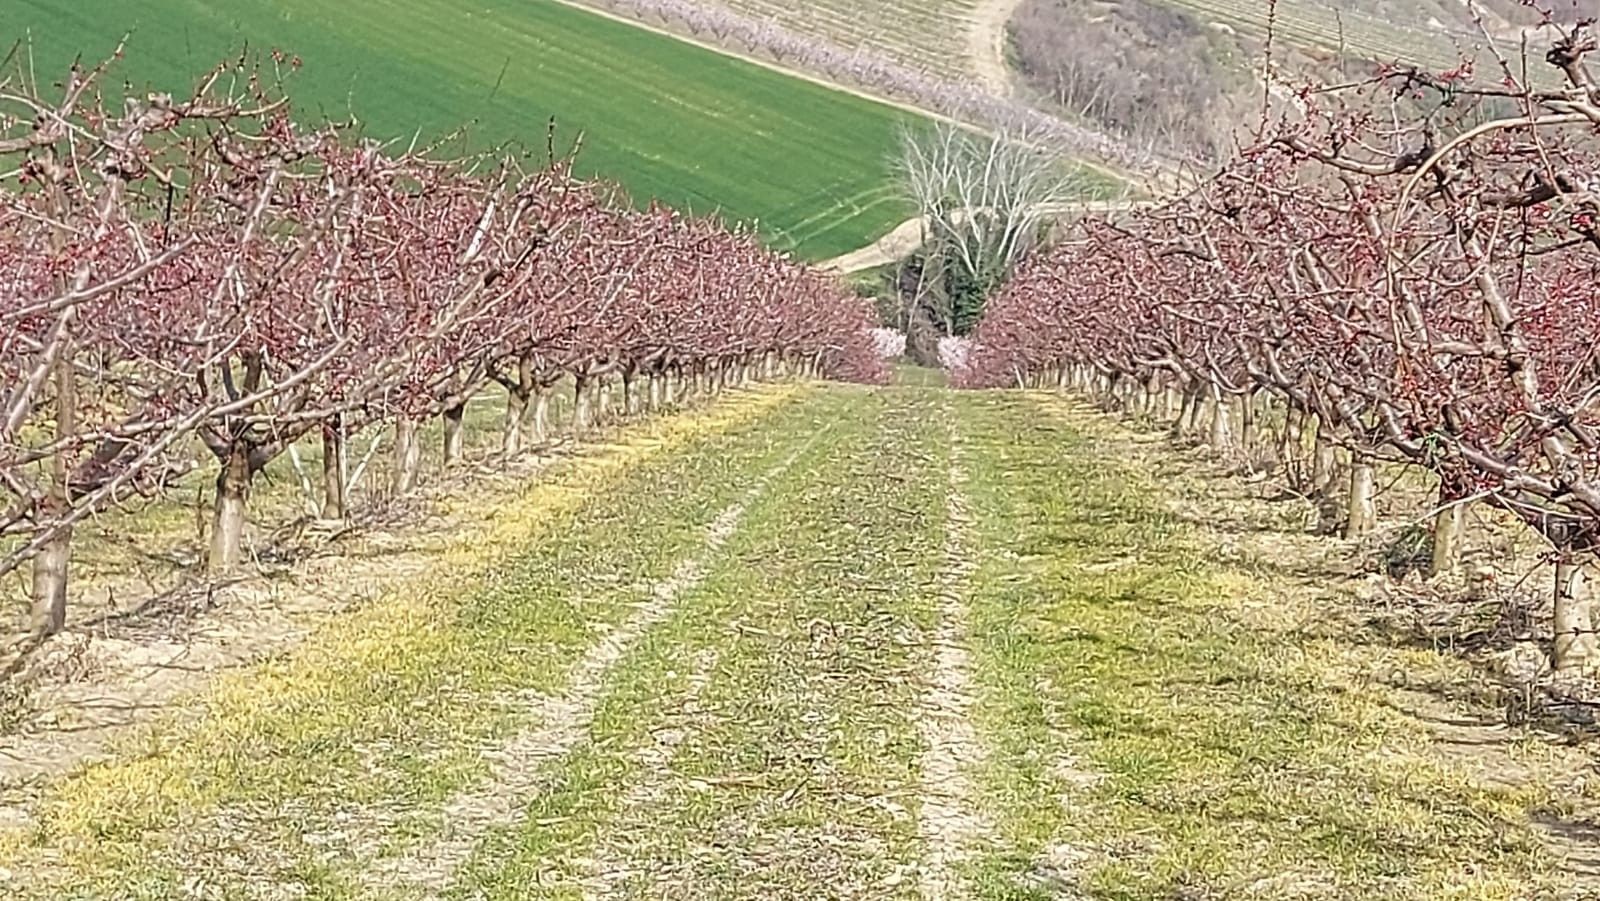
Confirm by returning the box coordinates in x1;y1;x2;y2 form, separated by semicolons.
820;198;1152;274
968;0;1026;96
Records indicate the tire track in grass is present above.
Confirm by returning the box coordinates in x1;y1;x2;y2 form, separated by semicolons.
578;387;942;899
362;426;828;897
452;387;941;899
436;390;886;899
5;387;819;899
915;407;996;899
951;391;1105;900
580;645;721;899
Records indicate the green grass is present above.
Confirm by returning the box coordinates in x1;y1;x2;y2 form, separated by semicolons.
953;390;1567;900
4;385;822;898
2;382;1585;899
7;0;920;258
452;386;946;898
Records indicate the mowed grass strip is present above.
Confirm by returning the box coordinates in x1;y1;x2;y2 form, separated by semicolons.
951;391;1566;900
0;385;830;898
450;385;949;899
8;0;916;259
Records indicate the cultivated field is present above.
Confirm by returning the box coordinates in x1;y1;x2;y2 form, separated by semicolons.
1154;0;1537;80
8;0;927;258
708;0;984;80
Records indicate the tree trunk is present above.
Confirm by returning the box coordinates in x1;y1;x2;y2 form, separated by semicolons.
1311;417;1339;496
29;525;70;638
622;369;637;416
321;424;348;520
648;371;663;411
1344;458;1377;539
503;389;529;458
1555;558;1598;671
1238;392;1257;455
393;418;422;495
1207;387;1231;450
573;375;593;433
442;403;466;467
30;350;77;636
211;443;253;573
1430;496;1466;577
597;375;614;423
527;385;553;446
1279;406;1305;473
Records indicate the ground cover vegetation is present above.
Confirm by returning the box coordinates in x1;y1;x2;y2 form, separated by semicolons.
7;1;1600;898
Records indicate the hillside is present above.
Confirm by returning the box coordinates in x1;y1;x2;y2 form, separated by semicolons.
1005;0;1596;165
6;0;928;259
9;3;1600;898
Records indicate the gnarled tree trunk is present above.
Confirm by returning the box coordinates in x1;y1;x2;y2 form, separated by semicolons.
442;403;465;467
211;443;254;573
1555;558;1598;671
393;418;423;495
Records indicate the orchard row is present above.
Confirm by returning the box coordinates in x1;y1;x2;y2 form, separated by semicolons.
0;53;884;650
961;24;1600;669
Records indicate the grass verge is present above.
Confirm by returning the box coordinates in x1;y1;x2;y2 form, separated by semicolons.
1;383;813;897
954;390;1572;900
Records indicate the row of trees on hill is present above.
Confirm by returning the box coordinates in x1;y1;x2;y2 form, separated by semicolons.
959;17;1600;671
1;50;884;663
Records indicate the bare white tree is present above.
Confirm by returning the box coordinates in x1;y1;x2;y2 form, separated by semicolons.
893;121;1093;339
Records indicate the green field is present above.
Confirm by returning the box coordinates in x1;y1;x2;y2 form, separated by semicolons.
7;0;919;258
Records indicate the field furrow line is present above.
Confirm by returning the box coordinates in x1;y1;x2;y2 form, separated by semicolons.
361;431;822;897
580;646;721;899
916;413;995;899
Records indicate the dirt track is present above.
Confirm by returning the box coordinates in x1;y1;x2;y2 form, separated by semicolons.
820;199;1153;274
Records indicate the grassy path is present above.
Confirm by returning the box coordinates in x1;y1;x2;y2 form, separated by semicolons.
2;382;1589;899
